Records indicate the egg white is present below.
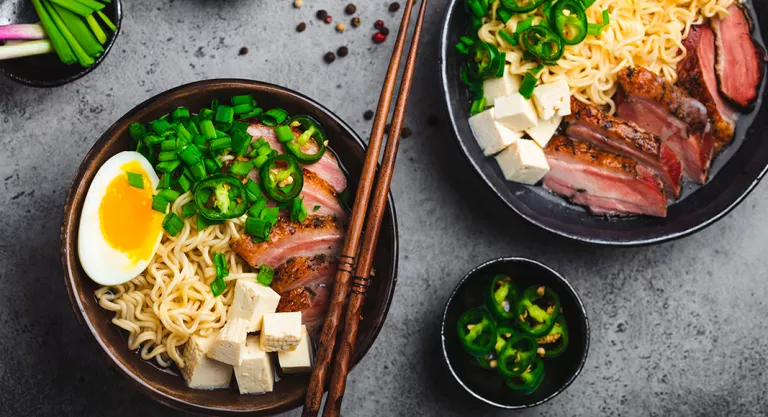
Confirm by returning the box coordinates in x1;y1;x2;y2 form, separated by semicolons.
78;151;163;286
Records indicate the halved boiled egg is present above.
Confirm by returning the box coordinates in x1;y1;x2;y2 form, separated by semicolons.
78;151;165;286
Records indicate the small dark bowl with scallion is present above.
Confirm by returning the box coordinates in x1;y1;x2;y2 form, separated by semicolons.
441;257;589;409
0;0;122;87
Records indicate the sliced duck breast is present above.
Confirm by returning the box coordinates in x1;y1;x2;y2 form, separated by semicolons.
271;254;336;294
712;3;766;109
543;136;667;218
564;100;682;199
616;66;714;184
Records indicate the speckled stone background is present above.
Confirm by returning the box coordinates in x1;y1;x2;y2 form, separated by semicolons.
1;0;767;416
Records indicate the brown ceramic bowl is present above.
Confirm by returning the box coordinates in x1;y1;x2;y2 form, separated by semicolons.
60;79;399;415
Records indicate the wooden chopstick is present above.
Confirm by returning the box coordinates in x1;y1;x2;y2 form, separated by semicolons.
319;0;429;416
301;1;421;415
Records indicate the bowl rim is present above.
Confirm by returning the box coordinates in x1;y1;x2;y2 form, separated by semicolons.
59;78;400;414
0;0;123;88
437;0;768;247
440;257;590;409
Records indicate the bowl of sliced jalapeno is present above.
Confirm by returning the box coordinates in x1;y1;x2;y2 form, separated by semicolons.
441;257;589;409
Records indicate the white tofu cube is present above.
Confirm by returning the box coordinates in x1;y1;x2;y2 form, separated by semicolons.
181;330;233;390
532;80;571;120
469;108;524;156
260;312;303;352
495;139;550;185
525;115;562;148
278;325;313;374
483;66;522;106
207;317;249;366
234;336;275;394
494;93;539;131
230;279;281;332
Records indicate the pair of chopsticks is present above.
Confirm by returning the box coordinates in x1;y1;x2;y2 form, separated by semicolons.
302;0;428;416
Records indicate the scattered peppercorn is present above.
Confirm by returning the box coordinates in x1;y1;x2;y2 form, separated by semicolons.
373;32;387;43
427;114;439;127
317;10;328;19
389;2;401;12
374;20;385;30
238;47;248;56
345;3;357;14
337;46;349;57
324;51;336;63
351;17;362;27
293;0;303;8
401;127;412;138
364;110;374;120
296;22;307;32
379;27;390;36
324;15;333;24
336;23;346;32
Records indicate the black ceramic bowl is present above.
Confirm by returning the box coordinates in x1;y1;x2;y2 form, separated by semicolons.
441;258;589;409
439;0;768;245
0;0;122;87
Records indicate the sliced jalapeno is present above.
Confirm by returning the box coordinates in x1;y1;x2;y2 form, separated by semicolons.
495;324;517;353
486;274;519;322
260;154;304;203
468;42;505;80
516;286;561;337
457;308;498;357
476;351;498;370
283;116;327;164
552;0;588;45
498;334;538;377
520;25;565;63
537;315;569;358
194;174;249;220
499;0;547;13
505;356;545;394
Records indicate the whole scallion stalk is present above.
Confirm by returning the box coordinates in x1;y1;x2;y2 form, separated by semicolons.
71;0;105;11
0;39;53;60
47;0;95;17
85;14;106;44
42;0;93;67
96;10;116;32
30;0;75;64
51;3;103;57
0;24;47;41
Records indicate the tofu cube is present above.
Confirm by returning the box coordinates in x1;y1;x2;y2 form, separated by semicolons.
234;336;275;395
495;139;550;185
181;330;233;390
469;108;524;156
483;66;522;106
525;115;562;148
531;80;571;120
278;325;313;374
494;93;539;131
260;312;303;352
230;279;281;332
207;317;249;366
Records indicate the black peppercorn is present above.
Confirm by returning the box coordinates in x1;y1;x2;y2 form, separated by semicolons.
296;22;307;32
324;51;336;63
317;9;328;19
351;17;362;27
238;47;248;56
380;27;390;35
389;2;401;12
345;3;357;15
337;46;349;57
364;110;374;120
401;127;412;138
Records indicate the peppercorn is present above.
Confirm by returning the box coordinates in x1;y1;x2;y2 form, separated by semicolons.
238;47;248;56
337;46;349;57
324;52;336;63
351;17;362;27
324;15;333;24
296;22;307;32
293;0;303;8
317;10;328;19
389;2;401;12
379;27;390;36
374;20;385;30
364;110;374;120
401;127;412;138
345;3;357;14
372;32;387;43
336;23;346;32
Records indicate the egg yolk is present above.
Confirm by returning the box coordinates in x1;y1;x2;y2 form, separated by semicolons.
98;161;163;261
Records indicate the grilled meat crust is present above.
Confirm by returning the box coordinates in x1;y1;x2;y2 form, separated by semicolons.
566;100;661;156
546;135;641;175
271;254;336;294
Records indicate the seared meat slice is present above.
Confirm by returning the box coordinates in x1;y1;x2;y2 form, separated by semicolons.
678;24;737;153
616;67;713;184
712;3;766;109
247;123;348;194
564;100;682;198
271;254;336;294
543;136;667;217
277;286;331;333
231;215;345;269
297;170;347;220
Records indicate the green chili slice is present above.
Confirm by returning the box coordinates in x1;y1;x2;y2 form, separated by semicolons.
520;25;565;63
495;324;517;354
486;274;519;321
536;315;569;358
457;308;498;357
499;0;547;13
476;351;498;370
194;174;248;220
260;154;304;203
283;116;328;164
516;286;561;337
467;41;504;80
505;356;545;394
552;0;587;45
498;334;538;377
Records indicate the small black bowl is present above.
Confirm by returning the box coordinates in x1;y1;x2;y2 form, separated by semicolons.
0;0;122;87
441;258;589;409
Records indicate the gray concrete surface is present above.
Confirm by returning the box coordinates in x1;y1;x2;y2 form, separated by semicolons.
1;0;767;416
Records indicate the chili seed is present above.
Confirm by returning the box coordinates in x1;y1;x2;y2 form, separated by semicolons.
401;127;412;138
337;46;349;57
324;51;336;63
372;32;387;43
363;110;374;120
296;22;307;32
293;0;303;8
351;17;362;27
374;20;385;30
324;15;333;24
345;3;357;14
389;2;401;12
380;27;390;36
238;47;248;56
317;10;328;19
336;23;346;32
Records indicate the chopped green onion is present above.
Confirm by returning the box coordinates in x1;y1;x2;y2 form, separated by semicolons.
239;108;263;119
181;202;197;219
531;64;545;75
152;195;169;213
246;217;273;241
172;107;191;123
214;105;235;131
157;189;181;201
213;252;229;280
143;134;163;146
151;119;173;135
248;197;267;217
587;23;603;36
162;212;184;236
602;10;610;26
199;108;215;121
456;42;469;55
253;154;270;169
210;98;220;111
233;103;253;115
126;172;144;189
499;30;517;46
209;137;231;154
160;140;176;151
313;205;321;212
178;144;202;165
232;94;255;107
497;8;512;23
189;163;207;181
460;35;475;46
245;180;262;202
290;197;307;223
469;98;486;115
261;108;288;127
231;125;252;157
256;264;274;286
199;119;217;140
210;277;226;296
204;158;221;174
582;0;597;8
129;123;146;141
259;206;280;223
519;71;538;99
178;174;192;192
275;125;294;143
157;151;178;162
157;172;171;190
156;160;180;173
516;17;534;33
230;161;254;176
